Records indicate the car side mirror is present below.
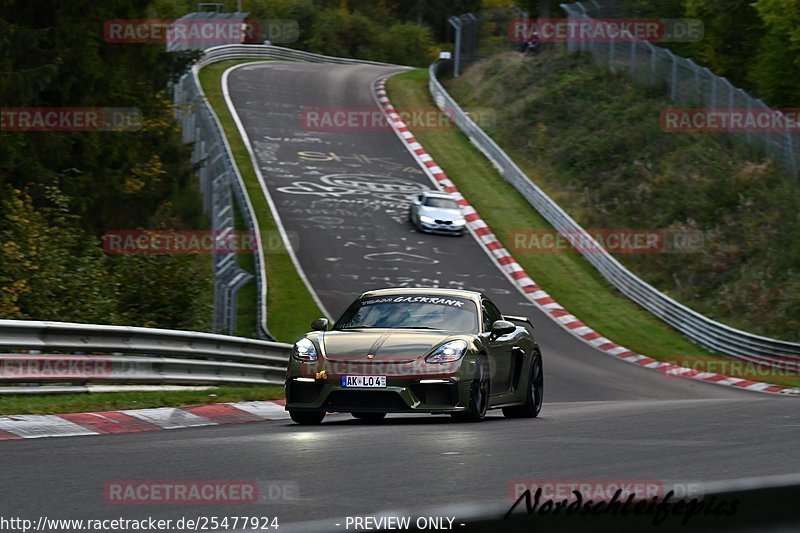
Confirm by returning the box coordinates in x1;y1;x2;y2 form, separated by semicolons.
311;318;329;331
490;319;515;339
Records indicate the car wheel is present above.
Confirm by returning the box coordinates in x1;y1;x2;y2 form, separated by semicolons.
452;355;490;422
352;412;387;423
289;411;325;425
503;351;543;418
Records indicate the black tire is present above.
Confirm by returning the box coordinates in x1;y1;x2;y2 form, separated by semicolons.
352;412;387;423
503;352;543;418
452;355;490;422
289;411;325;425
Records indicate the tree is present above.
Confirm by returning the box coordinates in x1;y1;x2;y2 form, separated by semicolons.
0;0;211;331
306;8;379;58
682;0;763;91
0;187;120;323
752;0;800;107
376;22;435;66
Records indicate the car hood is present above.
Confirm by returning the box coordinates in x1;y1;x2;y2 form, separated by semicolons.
319;330;453;362
418;205;464;222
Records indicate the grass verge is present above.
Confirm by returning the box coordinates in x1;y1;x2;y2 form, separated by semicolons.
199;60;324;342
0;386;284;416
386;68;800;388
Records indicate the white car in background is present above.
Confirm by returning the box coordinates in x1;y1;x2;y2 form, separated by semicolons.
408;191;467;236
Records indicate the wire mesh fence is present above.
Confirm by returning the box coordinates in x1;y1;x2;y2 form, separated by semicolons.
429;58;800;359
560;1;799;180
173;69;258;338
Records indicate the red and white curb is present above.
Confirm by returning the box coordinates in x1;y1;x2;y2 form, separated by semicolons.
373;77;800;398
0;400;288;440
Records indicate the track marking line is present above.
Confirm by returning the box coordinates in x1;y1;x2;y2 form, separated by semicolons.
0;414;99;439
120;407;217;429
0;401;288;441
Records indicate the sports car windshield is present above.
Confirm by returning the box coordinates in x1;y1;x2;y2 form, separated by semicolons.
334;294;478;332
424;197;459;209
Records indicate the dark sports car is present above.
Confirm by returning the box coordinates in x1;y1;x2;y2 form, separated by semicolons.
285;288;543;424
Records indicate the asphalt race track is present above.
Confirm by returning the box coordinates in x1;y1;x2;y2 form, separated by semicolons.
1;61;797;529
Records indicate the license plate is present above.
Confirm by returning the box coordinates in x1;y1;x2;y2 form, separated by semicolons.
342;375;387;388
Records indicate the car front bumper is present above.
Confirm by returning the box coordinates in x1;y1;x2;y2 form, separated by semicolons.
285;360;474;413
416;220;466;235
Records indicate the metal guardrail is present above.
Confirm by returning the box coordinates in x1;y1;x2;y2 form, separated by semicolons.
0;319;292;389
429;59;800;358
174;58;257;337
173;44;401;338
0;319;291;363
0;355;282;385
194;43;401;68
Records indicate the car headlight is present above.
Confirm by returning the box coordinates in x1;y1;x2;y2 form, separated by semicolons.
452;219;466;226
419;215;436;224
425;340;468;364
292;338;319;362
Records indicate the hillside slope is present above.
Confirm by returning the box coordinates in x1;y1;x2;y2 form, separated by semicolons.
447;52;800;341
